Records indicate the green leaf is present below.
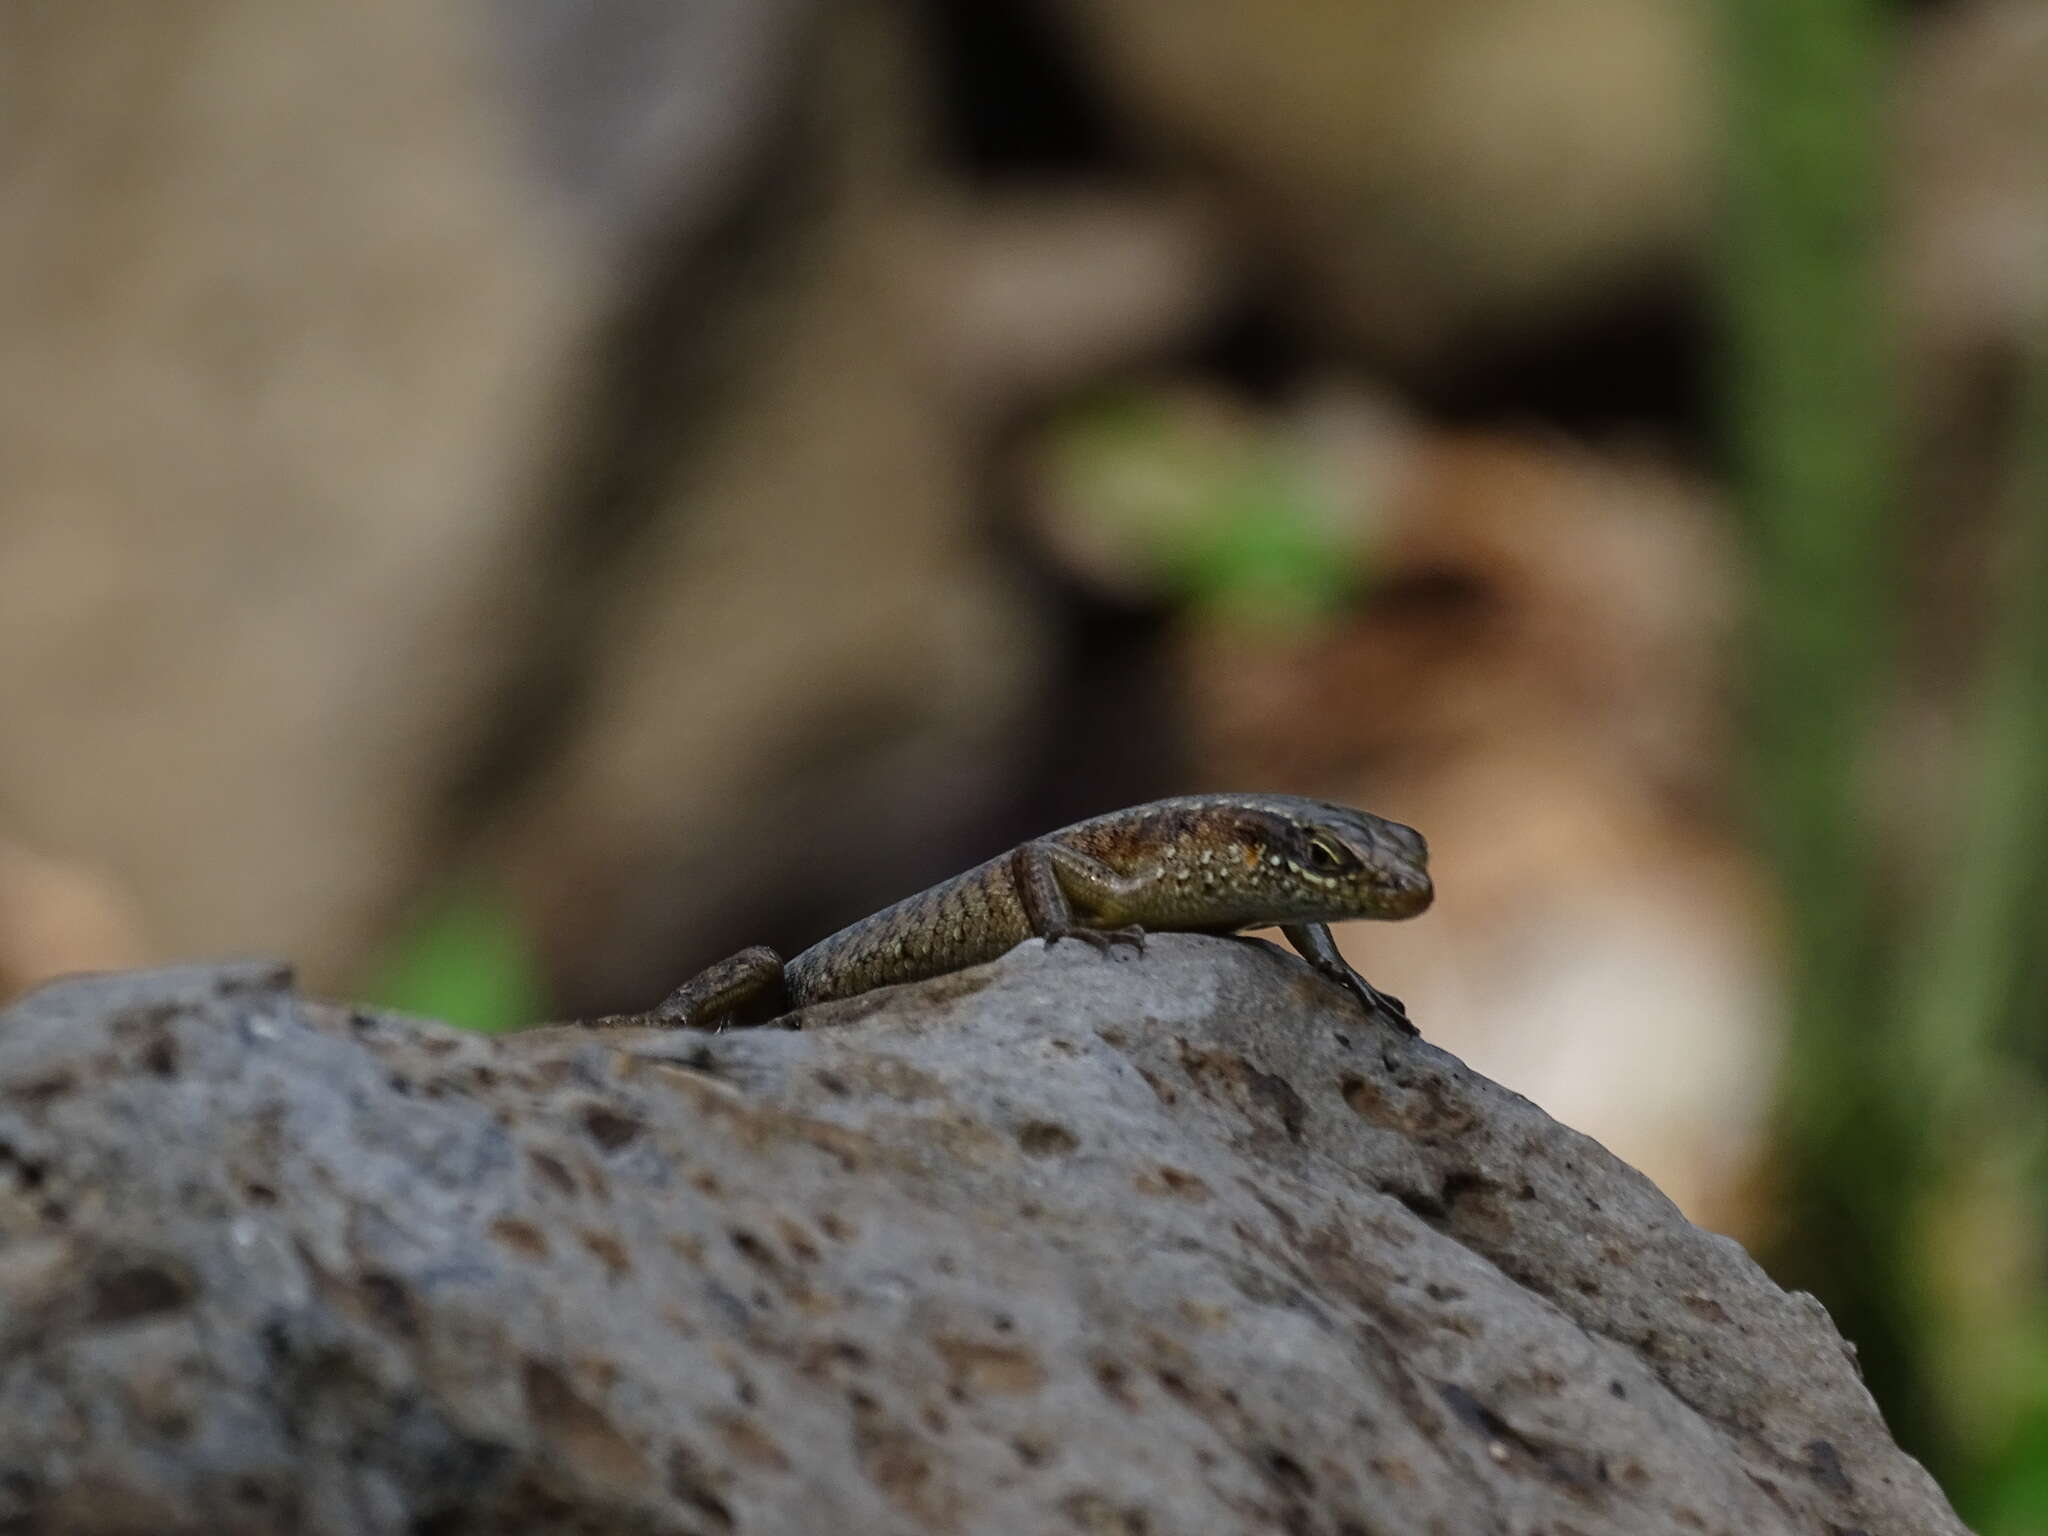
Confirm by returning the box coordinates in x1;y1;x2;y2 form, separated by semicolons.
362;880;545;1034
1167;450;1355;622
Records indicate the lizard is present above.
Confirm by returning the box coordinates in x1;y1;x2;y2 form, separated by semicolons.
606;793;1432;1036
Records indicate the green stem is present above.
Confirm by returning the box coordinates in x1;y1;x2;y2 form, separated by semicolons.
1901;329;2048;1110
1723;0;1922;1452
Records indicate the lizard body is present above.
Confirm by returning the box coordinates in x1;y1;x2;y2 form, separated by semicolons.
635;793;1432;1034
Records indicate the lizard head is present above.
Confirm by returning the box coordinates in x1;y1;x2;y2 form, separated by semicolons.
1244;797;1434;923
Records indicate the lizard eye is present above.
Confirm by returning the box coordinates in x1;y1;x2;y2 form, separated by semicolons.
1305;835;1351;872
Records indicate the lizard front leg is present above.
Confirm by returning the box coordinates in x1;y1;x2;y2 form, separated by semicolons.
1280;922;1417;1036
1010;841;1148;954
645;946;788;1030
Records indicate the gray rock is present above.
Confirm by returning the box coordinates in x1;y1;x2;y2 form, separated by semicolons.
0;944;1962;1534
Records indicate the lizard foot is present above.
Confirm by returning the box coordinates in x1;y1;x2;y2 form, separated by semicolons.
1044;924;1148;957
1353;979;1419;1037
1313;961;1417;1038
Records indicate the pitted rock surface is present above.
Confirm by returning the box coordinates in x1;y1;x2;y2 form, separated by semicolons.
0;947;1962;1535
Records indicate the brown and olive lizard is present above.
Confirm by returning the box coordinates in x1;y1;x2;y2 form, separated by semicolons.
596;793;1433;1035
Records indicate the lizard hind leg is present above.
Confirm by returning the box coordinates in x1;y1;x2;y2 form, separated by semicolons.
651;946;788;1031
1010;842;1148;956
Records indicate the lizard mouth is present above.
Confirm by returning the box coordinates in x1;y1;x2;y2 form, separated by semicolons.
1374;869;1434;918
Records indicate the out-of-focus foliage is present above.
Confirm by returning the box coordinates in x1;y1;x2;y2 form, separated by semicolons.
1726;0;1920;1446
364;883;546;1036
1038;392;1363;622
1728;0;2048;1524
1906;328;2048;1534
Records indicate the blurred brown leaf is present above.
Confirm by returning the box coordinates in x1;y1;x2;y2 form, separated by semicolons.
0;840;154;1004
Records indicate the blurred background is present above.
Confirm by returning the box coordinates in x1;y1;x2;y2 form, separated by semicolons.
1;0;2043;1524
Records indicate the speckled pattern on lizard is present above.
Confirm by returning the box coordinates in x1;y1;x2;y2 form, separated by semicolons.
605;794;1433;1037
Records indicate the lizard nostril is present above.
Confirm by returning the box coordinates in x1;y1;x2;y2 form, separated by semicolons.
1404;872;1435;911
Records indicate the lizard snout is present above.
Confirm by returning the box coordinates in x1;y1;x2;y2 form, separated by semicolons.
1376;865;1434;917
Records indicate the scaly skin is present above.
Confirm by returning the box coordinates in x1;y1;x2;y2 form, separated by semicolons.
635;794;1432;1034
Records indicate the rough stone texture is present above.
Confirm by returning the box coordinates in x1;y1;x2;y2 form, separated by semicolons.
0;948;1961;1535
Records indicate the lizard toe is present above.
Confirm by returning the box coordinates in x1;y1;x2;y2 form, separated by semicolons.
1343;975;1419;1038
1044;926;1143;957
1369;990;1419;1037
1044;926;1110;953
